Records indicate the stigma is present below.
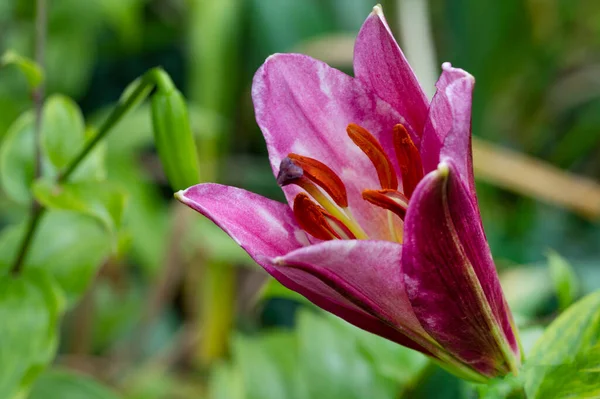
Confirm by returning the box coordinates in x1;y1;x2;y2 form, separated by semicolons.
277;123;424;243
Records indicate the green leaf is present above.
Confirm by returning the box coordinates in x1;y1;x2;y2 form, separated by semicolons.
213;309;435;399
0;101;105;206
477;374;525;399
296;311;397;399
0;211;112;305
70;127;107;182
41;95;86;171
547;250;579;310
232;332;305;399
28;369;121;399
208;362;244;399
531;347;600;399
0;270;65;399
1;50;43;89
336;316;428;386
0;111;35;204
525;291;600;398
33;179;127;238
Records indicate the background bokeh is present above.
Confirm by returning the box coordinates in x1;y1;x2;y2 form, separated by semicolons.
0;0;599;398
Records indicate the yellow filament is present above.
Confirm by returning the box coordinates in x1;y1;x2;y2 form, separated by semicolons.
387;211;400;242
303;185;368;239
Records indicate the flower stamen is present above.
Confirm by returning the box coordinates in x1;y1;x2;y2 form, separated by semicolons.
393;124;423;198
347;123;398;190
362;189;409;220
293;193;355;240
279;154;348;207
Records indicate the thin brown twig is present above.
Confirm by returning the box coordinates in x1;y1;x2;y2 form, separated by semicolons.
11;0;47;275
32;0;46;178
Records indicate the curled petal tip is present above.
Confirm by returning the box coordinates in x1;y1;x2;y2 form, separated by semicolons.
174;190;186;201
264;53;283;64
372;4;384;16
441;62;475;84
437;161;450;177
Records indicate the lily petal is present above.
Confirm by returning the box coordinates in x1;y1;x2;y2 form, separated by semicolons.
402;163;519;376
353;5;428;146
275;239;433;354
421;63;476;192
176;183;306;258
252;53;406;239
176;184;425;351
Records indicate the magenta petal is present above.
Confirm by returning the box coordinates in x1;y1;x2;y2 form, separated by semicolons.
176;183;306;258
252;53;406;239
402;163;519;376
353;6;428;145
421;63;476;192
176;184;426;352
275;239;432;354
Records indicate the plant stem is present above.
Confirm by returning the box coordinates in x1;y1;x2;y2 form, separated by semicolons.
11;205;44;275
58;74;155;183
11;0;47;275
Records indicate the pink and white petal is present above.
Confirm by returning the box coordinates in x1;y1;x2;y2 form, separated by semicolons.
176;184;427;352
176;183;307;258
402;163;519;376
420;63;476;192
275;239;432;348
252;53;405;239
353;5;428;145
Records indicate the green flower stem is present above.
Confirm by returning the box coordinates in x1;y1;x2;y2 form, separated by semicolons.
10;204;45;275
11;67;173;275
198;261;236;366
58;69;162;182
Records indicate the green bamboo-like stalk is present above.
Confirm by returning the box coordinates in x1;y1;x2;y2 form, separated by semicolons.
186;0;242;366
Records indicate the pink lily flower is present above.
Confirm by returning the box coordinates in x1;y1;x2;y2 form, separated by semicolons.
176;5;520;381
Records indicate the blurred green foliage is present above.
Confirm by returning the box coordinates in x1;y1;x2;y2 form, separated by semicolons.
0;0;599;398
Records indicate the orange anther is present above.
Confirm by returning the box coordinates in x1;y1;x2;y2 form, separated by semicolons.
347;123;398;190
392;124;423;199
279;155;348;208
293;193;346;240
362;189;409;220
